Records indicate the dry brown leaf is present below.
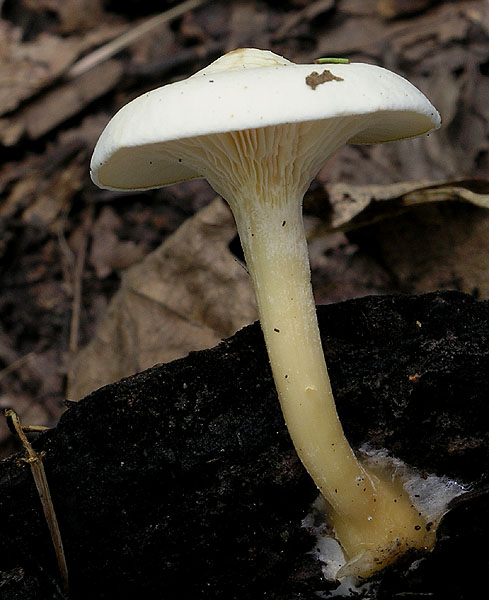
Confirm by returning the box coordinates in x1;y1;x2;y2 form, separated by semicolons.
323;180;428;230
67;198;257;400
322;179;489;231
316;1;489;183
0;20;80;116
21;161;85;227
0;177;40;221
0;17;126;120
0;116;106;227
2;60;123;146
89;206;148;278
0;154;84;226
349;201;489;298
0;136;90;222
309;179;489;303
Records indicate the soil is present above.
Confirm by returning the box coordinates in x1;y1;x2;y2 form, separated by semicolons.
0;290;488;599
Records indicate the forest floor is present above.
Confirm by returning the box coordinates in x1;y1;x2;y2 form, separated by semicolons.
2;0;489;457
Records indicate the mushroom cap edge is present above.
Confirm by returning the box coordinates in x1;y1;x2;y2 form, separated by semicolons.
91;61;440;191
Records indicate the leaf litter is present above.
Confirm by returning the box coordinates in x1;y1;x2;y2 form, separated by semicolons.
2;0;489;453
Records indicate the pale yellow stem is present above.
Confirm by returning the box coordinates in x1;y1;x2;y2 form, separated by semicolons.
163;123;436;577
232;192;435;578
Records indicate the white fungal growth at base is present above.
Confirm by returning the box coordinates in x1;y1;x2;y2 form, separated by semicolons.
302;497;369;596
360;444;468;525
302;446;468;589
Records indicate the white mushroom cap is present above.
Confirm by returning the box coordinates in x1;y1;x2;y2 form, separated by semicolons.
91;48;440;191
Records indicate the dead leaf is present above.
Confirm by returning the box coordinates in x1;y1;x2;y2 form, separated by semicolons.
308;179;489;303
67;198;257;400
321;179;489;231
0;178;40;221
0;134;90;222
307;222;398;304
89;206;147;278
1;60;123;146
347;201;489;298
21;161;85;227
319;180;432;230
0;14;126;122
0;20;79;116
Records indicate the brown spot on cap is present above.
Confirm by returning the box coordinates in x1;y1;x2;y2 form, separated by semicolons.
306;69;344;90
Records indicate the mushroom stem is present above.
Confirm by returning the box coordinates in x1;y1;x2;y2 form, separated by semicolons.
90;46;442;581
231;192;435;578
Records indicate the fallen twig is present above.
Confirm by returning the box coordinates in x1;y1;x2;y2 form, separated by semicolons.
67;0;209;79
5;409;69;597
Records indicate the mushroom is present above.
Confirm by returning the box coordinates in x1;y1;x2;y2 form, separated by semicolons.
90;48;441;579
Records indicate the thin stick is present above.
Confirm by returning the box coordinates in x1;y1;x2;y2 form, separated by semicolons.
67;0;208;79
22;425;51;433
6;409;69;597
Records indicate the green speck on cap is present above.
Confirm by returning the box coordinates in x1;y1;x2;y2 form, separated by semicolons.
315;57;350;64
